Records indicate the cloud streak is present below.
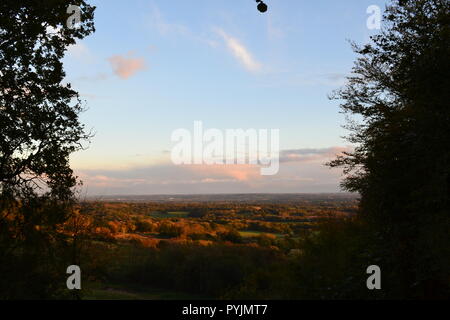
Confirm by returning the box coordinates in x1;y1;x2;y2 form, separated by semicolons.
216;29;262;73
280;147;353;163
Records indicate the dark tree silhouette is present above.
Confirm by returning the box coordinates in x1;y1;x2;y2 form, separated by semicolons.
0;0;95;200
0;0;95;298
329;0;449;298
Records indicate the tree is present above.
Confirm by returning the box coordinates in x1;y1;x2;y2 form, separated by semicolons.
0;0;95;200
329;0;449;298
0;1;95;298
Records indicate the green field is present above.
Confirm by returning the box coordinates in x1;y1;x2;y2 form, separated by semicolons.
239;231;283;238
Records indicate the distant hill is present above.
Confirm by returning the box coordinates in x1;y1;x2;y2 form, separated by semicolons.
86;193;359;204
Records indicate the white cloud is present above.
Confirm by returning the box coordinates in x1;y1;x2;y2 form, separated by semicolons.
215;28;262;73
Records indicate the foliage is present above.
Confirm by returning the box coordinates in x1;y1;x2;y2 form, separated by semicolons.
328;0;450;298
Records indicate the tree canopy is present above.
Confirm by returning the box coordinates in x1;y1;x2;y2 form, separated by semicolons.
329;0;449;297
0;0;95;201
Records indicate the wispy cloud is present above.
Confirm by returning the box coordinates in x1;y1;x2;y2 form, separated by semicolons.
280;147;353;163
108;52;147;80
150;4;190;36
151;5;190;35
215;28;262;73
148;4;218;47
257;72;349;88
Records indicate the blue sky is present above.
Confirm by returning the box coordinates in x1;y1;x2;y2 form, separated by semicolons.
63;0;388;195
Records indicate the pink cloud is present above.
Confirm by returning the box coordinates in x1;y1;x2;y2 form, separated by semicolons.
108;52;146;79
185;164;261;182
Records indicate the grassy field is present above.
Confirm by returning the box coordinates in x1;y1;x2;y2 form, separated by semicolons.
239;230;283;238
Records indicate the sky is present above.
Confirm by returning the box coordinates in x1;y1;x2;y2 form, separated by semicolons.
63;0;388;195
